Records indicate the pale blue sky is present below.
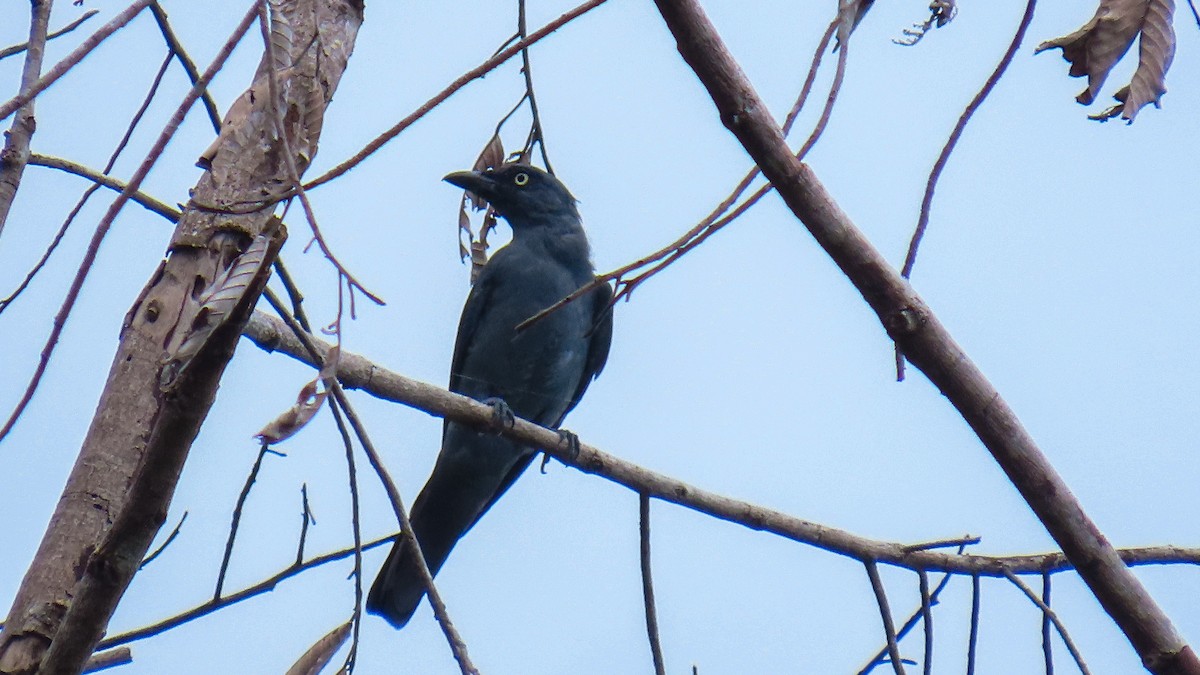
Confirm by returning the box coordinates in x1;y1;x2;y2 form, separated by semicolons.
2;1;1198;673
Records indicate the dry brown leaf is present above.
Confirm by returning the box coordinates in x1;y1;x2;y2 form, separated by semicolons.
457;205;472;261
254;346;339;445
1037;0;1176;121
162;234;273;387
283;621;351;675
466;134;505;209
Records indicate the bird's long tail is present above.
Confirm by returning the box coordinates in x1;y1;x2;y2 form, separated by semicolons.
366;427;533;628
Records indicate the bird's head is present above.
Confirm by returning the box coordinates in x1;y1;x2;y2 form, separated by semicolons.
444;163;579;228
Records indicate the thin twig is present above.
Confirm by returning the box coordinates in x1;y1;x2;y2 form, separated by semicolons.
517;0;553;172
515;19;841;333
303;0;611;191
139;511;188;570
1002;570;1091;675
858;543;969;675
297;483;315;565
967;573;980;675
97;536;395;650
1043;571;1054;675
902;535;980;553
639;494;666;675
24;154;181;221
150;1;222;132
262;293;478;675
0;53;175;315
865;560;907;675
793;28;847;162
0;0;156;121
0;9;100;61
215;442;274;599
82;646;132;673
900;0;1037;280
918;570;932;675
0;3;257;444
273;260;312;332
326;399;364;672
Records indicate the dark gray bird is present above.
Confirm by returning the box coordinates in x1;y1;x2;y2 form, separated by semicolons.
367;163;613;629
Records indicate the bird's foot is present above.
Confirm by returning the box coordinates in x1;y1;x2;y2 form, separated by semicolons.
481;397;515;432
540;430;580;473
557;428;581;462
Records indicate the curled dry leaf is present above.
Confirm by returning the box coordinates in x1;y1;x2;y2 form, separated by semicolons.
457;134;506;279
254;346;340;445
467;133;505;209
283;621;352;675
457;204;472;262
1037;0;1176;121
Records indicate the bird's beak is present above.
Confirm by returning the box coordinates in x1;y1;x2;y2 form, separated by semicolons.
443;170;496;200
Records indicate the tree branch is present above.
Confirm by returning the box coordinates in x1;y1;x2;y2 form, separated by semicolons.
242;311;1200;577
0;2;363;672
0;0;156;122
647;1;1198;672
0;0;54;238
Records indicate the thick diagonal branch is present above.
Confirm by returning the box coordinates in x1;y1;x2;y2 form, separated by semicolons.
0;3;363;673
649;1;1196;673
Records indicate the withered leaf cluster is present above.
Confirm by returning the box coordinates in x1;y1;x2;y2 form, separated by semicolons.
456;133;506;284
1038;0;1176;122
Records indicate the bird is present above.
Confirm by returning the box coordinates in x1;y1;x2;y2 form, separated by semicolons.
366;162;613;629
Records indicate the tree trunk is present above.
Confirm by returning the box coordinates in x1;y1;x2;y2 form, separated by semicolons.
0;2;362;673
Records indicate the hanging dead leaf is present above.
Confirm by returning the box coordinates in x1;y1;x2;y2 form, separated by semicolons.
283;621;351;675
465;134;505;209
254;346;339;445
1037;0;1176;121
457;203;472;262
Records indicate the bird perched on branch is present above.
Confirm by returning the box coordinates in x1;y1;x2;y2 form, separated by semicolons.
367;163;613;629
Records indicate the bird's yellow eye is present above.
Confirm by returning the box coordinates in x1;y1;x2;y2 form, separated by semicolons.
513;172;529;186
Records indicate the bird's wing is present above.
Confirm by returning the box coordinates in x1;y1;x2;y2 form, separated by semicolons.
447;269;498;397
555;279;613;426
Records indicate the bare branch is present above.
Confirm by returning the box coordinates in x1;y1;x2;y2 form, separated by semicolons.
865;561;907;675
1043;572;1054;675
648;1;1199;671
139;512;187;570
901;0;1037;280
25;154;181;221
150;1;223;132
967;574;980;675
516;19;840;333
82;646;132;673
98;537;395;651
0;0;54;237
0;0;156;122
261;292;478;675
303;0;612;191
919;570;933;675
639;494;666;675
215;443;275;599
0;53;177;316
243;311;1200;576
0;9;100;61
1002;570;1091;675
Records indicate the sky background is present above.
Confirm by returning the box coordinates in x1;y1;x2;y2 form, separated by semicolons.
1;1;1198;673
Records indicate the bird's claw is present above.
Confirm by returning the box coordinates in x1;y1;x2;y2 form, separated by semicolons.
481;397;515;432
557;428;581;462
